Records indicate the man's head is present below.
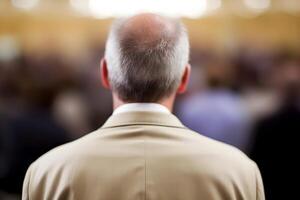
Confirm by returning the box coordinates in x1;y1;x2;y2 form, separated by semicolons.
101;13;190;106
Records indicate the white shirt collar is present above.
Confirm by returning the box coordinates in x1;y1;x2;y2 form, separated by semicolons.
113;103;170;115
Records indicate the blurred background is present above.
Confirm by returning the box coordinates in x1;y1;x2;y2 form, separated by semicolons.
0;0;300;199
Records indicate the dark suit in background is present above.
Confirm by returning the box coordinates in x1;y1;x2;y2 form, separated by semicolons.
251;104;300;200
0;107;69;194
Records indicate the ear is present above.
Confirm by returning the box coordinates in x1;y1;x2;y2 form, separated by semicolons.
100;58;111;89
177;64;191;94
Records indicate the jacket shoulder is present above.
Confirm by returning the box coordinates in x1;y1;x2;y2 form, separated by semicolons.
174;128;258;174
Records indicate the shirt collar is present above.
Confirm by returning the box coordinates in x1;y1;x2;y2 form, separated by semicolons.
113;103;170;115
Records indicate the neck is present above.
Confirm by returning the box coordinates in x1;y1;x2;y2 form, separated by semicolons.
112;93;176;112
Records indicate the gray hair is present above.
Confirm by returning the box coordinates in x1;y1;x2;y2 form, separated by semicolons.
105;15;190;102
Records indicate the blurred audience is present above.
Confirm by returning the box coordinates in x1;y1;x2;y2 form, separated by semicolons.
250;53;300;200
177;57;252;152
0;48;113;197
0;41;299;199
0;54;72;194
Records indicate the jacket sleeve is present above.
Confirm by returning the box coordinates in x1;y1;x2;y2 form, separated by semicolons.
254;163;265;200
22;164;33;200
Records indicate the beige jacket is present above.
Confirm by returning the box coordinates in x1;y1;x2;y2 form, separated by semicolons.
22;111;264;200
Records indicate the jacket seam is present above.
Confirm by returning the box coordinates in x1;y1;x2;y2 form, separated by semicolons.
143;133;147;200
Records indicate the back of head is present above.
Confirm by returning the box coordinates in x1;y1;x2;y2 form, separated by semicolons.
105;13;189;102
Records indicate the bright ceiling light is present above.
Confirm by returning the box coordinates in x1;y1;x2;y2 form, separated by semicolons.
243;0;271;12
11;0;39;10
280;0;300;13
89;0;207;19
70;0;90;15
207;0;222;12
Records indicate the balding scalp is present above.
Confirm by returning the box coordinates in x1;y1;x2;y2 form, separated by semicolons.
105;13;189;102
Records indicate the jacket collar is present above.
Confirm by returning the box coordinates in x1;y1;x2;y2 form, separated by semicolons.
101;111;186;129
